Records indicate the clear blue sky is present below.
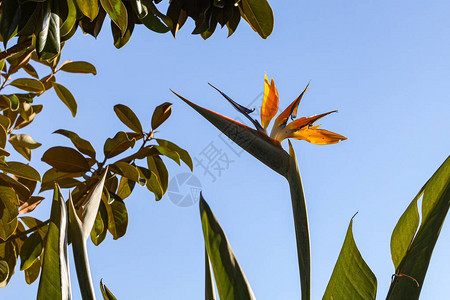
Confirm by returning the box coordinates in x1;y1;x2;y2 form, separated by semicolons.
2;1;450;299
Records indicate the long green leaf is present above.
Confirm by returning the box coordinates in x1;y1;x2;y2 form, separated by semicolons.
200;194;255;300
80;168;108;239
100;279;118;300
323;216;377;300
37;184;71;300
387;156;450;299
205;247;216;300
287;141;311;300
67;169;107;299
68;194;96;300
172;91;290;176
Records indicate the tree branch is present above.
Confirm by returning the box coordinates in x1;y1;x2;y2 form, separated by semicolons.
0;38;33;61
0;218;50;245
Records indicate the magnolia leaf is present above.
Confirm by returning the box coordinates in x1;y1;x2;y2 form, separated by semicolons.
138;167;163;200
10;145;31;161
239;0;274;39
19;232;43;270
0;260;9;288
9;78;45;93
0;161;41;181
147;155;168;194
0;95;11;110
52;83;77;117
156;139;193;171
0;188;19;240
60;0;77;36
0;241;16;286
140;10;170;33
58;61;97;75
23;64;39;79
323;217;377;300
54;129;96;159
0;173;31;202
24;258;41;285
104;131;136;159
200;195;255;299
116;176;134;200
111;17;134;49
8;134;42;149
387;156;450;299
40;168;83;192
0;0;20;46
90;200;108;246
0;148;10;157
154;145;180;165
100;279;118;300
110;162;139;182
36;184;71;300
100;0;128;35
103;193;128;239
76;0;99;20
7;94;19;111
151;102;172;130
42;146;90;173
79;7;106;37
113;104;143;133
36;0;60;60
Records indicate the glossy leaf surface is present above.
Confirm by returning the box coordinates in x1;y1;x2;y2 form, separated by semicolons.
200;195;255;300
52;83;77;117
42;146;90;172
323;217;377;300
387;156;450;299
36;185;71;300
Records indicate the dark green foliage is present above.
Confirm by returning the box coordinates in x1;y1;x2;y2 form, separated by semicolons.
0;0;274;58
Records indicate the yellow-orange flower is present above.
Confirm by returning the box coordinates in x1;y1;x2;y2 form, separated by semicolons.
264;75;347;144
210;74;347;145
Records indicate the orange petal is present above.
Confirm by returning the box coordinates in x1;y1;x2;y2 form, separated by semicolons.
286;110;337;131
273;82;309;129
261;74;279;129
291;126;347;145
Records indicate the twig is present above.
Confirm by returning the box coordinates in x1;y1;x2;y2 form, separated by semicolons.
0;38;33;61
0;218;50;245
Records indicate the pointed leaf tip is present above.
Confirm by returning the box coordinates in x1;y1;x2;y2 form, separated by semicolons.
208;83;264;132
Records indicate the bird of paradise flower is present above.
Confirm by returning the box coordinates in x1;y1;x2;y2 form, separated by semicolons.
171;75;347;300
207;74;347;145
